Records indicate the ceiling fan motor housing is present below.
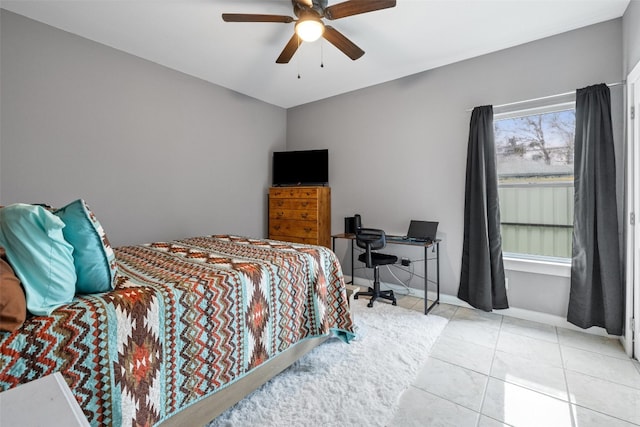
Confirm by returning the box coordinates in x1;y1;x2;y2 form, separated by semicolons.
292;0;328;18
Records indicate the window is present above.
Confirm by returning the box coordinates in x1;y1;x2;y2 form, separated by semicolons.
494;103;576;261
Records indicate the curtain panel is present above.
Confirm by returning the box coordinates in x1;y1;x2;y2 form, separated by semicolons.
458;105;509;312
568;83;623;335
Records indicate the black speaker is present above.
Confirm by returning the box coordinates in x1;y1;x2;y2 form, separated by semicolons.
344;214;361;234
344;217;355;234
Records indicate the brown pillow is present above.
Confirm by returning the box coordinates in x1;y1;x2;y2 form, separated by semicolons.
0;247;27;332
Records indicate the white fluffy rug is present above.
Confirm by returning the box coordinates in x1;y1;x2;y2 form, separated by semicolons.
209;298;448;427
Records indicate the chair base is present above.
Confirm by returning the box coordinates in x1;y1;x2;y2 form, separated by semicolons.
354;286;397;307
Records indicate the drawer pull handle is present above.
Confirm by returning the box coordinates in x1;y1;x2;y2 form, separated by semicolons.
300;213;308;219
274;225;281;230
276;201;284;207
301;202;309;207
277;212;284;217
304;227;312;232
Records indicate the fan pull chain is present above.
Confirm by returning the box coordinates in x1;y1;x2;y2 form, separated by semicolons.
297;36;301;79
320;40;324;68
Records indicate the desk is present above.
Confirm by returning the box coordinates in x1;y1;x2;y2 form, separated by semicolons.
332;233;440;314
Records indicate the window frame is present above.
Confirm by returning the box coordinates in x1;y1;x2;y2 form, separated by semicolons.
494;99;576;272
502;253;571;277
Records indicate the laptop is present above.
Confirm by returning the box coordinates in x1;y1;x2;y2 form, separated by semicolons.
405;220;439;242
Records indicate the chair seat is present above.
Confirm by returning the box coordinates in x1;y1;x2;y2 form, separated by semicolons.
358;252;398;266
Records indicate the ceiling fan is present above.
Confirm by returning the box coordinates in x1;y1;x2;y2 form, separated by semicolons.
222;0;397;64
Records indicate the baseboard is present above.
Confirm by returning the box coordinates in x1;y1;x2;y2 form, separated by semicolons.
345;275;615;338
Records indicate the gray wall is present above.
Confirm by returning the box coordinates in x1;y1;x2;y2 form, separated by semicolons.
0;10;286;246
623;0;640;75
0;9;630;319
286;19;624;317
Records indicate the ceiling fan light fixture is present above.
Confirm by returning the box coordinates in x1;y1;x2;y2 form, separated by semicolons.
295;19;324;42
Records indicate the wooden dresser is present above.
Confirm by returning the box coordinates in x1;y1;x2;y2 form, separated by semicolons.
268;186;331;248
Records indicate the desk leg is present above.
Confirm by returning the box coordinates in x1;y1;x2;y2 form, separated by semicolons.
437;241;440;305
350;239;354;285
424;242;440;315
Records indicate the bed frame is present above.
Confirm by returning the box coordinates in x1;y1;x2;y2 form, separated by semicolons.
161;336;328;426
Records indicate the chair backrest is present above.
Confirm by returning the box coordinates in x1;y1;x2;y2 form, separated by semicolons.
355;228;387;251
356;228;387;268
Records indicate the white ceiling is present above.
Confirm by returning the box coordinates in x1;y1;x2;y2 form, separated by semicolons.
1;0;631;108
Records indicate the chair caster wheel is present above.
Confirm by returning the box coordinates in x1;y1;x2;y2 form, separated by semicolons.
392;301;397;306
367;301;373;308
354;294;359;300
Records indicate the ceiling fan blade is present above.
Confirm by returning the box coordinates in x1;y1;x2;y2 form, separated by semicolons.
222;13;294;23
324;0;396;20
323;26;364;60
276;34;301;64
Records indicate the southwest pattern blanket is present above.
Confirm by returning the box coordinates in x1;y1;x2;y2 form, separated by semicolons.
0;235;354;426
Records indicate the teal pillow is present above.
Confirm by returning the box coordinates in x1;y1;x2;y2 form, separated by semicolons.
0;204;76;316
54;199;117;294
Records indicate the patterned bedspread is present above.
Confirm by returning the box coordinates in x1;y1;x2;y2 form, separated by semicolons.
0;235;354;426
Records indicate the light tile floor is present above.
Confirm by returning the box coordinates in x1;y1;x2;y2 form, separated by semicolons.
382;294;640;427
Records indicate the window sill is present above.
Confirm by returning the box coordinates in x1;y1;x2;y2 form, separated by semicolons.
503;255;571;278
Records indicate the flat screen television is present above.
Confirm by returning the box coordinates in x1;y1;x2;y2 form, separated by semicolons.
272;149;329;186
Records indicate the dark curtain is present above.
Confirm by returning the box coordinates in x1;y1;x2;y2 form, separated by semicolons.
458;105;509;311
568;83;623;335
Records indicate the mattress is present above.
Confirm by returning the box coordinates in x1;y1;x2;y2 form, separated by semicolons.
0;235;354;426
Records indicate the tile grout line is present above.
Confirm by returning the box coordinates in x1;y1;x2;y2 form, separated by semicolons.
498;319;638;426
414;304;494;420
474;311;505;427
415;303;639;426
558;338;632;360
391;304;474;424
560;343;640;391
557;326;578;427
562;362;640;426
555;328;638;427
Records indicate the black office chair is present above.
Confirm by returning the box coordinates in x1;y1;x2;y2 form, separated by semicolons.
353;228;398;307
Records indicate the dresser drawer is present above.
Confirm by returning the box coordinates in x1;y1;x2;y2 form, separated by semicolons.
269;235;317;245
270;187;319;199
269;219;318;238
269;209;318;221
269;198;318;211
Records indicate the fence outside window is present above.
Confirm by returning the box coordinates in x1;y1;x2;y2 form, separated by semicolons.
498;180;573;259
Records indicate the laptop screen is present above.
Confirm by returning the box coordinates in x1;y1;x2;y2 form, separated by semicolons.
406;220;439;242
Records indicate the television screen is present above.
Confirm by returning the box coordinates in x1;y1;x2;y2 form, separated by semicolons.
272;149;329;186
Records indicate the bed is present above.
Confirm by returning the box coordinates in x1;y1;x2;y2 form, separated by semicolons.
0;232;354;426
